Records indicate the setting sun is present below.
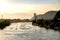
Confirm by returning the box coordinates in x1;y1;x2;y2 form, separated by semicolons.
0;0;60;19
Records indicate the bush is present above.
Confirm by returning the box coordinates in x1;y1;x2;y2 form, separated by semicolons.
0;20;11;30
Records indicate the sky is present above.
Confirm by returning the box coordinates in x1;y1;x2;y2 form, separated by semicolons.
0;0;60;19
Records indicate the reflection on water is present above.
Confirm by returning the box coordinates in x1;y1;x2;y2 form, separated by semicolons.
0;22;60;40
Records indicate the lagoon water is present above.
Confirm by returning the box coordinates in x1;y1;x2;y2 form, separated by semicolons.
0;22;60;40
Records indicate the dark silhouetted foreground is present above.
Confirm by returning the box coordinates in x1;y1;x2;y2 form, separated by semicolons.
0;20;10;30
32;10;60;31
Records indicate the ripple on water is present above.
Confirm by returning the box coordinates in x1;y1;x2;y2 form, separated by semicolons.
0;22;60;40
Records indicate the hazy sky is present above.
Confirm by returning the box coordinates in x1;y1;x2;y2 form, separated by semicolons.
0;0;60;19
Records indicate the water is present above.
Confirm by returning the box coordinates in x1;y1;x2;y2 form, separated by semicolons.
0;22;60;40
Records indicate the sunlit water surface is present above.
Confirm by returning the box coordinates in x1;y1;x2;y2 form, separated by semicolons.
0;22;60;40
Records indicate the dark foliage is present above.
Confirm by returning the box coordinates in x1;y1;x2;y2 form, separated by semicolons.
32;19;60;31
0;20;11;30
54;10;60;20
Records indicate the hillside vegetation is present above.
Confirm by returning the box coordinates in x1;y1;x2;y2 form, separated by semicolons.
0;20;11;30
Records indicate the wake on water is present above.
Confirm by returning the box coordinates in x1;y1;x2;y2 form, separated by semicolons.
0;22;60;40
